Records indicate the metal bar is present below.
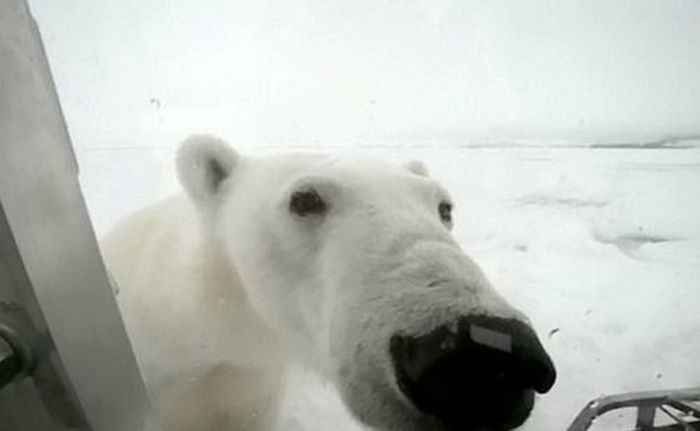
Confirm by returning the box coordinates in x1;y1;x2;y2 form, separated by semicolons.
637;405;657;430
568;387;700;431
659;405;692;430
0;1;156;430
650;424;700;431
668;399;700;418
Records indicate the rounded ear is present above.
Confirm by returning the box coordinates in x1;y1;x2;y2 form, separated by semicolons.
176;134;238;203
404;160;429;177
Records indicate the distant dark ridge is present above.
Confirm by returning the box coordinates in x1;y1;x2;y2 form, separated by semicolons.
450;135;700;149
74;135;700;150
588;134;700;149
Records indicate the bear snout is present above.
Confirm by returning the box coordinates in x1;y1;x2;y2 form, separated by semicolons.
389;315;556;430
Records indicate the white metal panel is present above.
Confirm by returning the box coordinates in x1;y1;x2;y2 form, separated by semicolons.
0;1;154;430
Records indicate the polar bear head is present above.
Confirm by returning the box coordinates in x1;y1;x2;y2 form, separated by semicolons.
177;135;556;431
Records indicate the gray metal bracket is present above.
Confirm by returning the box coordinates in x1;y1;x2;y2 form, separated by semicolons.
568;387;700;431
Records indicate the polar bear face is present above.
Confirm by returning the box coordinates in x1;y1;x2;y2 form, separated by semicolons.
177;135;556;431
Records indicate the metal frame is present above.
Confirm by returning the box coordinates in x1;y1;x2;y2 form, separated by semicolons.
0;1;154;429
568;387;700;431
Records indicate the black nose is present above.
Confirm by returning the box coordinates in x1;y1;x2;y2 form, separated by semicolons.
390;315;556;430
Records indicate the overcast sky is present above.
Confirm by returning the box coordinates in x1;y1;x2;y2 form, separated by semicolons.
29;0;700;148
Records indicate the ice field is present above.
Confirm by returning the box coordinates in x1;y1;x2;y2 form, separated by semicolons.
26;0;700;427
77;143;700;430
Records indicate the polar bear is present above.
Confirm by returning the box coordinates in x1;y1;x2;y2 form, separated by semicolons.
101;135;556;431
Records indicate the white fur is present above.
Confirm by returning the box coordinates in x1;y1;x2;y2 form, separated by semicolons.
404;160;429;177
101;135;531;431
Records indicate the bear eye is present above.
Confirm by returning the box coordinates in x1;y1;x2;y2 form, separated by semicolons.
438;201;452;224
289;188;327;217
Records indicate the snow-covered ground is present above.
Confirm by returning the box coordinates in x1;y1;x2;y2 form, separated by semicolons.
78;145;700;430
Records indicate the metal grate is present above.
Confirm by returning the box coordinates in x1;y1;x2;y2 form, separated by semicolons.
568;387;700;431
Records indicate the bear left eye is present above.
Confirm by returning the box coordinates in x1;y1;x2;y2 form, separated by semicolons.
438;201;452;224
289;188;327;217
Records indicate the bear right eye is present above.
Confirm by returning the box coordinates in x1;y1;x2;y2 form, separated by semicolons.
438;201;453;224
289;188;327;217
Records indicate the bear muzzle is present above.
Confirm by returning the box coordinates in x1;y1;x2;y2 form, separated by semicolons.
389;315;556;430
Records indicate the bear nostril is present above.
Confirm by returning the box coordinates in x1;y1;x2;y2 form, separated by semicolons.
457;316;556;395
527;356;557;394
390;315;556;429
